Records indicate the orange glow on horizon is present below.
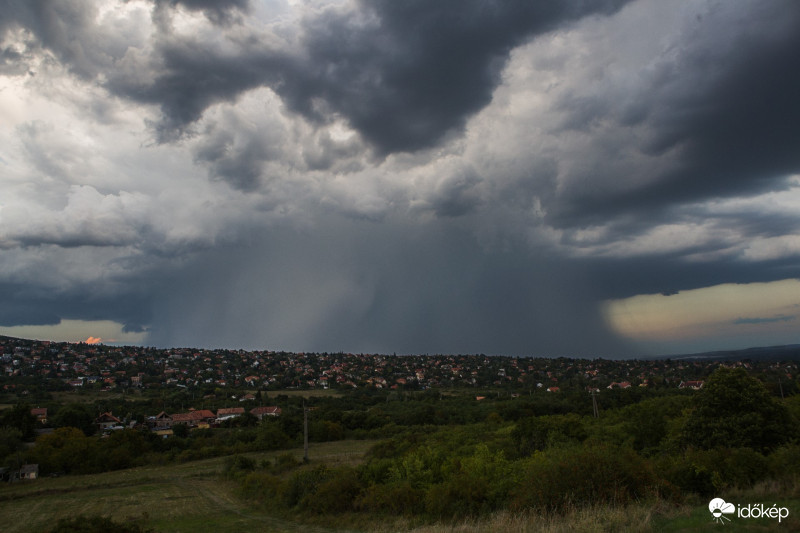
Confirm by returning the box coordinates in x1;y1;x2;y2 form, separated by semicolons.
85;336;102;344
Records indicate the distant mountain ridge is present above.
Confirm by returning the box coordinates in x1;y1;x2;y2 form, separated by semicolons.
661;344;800;362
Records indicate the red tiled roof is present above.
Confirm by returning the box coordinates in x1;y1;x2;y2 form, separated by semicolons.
217;407;245;416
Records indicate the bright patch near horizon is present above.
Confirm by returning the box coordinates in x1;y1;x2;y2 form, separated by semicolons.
0;320;147;345
603;279;800;352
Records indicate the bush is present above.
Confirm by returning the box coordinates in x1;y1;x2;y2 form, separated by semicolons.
511;413;588;456
304;467;365;514
48;514;153;533
223;454;256;477
510;443;664;513
283;465;331;508
769;443;800;480
355;481;425;515
656;447;769;497
239;471;285;504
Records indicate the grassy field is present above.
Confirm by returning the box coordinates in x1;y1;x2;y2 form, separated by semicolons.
1;440;798;533
0;440;375;533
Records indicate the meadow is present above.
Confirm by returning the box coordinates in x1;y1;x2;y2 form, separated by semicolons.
1;442;797;532
2;366;800;532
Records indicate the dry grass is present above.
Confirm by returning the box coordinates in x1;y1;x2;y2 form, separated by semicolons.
0;439;377;533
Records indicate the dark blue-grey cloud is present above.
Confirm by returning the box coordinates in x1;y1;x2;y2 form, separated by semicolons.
546;1;800;228
274;0;631;154
116;0;631;148
147;216;633;357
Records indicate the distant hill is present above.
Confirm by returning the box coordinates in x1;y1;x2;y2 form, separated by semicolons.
661;344;800;362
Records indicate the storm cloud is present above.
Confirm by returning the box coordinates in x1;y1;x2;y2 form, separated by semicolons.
1;0;800;356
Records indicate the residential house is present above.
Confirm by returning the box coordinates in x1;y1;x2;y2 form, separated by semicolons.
250;406;281;420
216;407;245;422
30;407;47;424
95;412;121;431
19;464;39;480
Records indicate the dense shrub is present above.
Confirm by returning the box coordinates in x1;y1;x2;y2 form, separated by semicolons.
656;447;769;496
304;466;364;514
283;465;331;508
769;443;800;480
239;471;285;503
510;443;664;513
355;481;426;515
512;413;588;456
48;514;153;533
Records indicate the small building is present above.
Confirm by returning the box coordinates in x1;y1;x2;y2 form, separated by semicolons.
679;380;704;390
250;406;281;420
216;407;245;423
95;412;121;432
19;464;38;480
30;407;47;424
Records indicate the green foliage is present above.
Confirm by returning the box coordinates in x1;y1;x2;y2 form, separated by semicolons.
239;470;285;503
511;413;588;455
425;445;513;517
355;481;425;515
224;454;257;476
47;514;153;533
171;423;189;438
304;466;364;514
768;443;800;480
0;426;24;462
283;465;330;508
0;403;38;440
510;443;665;513
656;447;769;496
620;395;692;454
682;366;797;453
52;403;96;436
28;427;97;475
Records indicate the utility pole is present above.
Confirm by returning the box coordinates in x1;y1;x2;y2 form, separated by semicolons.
591;389;599;419
303;400;309;463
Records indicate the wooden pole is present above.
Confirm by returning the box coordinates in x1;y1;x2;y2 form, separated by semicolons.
303;400;309;462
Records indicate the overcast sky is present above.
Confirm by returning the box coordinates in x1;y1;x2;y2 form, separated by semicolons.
2;0;800;357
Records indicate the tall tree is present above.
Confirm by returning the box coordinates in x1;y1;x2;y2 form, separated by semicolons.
682;366;797;453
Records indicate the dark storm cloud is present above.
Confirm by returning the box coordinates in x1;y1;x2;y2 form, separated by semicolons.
276;0;631;154
585;252;800;303
547;1;800;228
109;42;286;144
2;0;632;151
0;279;151;333
147;216;633;357
110;0;630;148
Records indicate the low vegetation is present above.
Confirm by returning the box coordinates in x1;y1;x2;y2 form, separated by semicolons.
1;366;799;531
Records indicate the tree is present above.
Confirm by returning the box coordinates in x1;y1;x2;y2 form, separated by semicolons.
682;366;797;453
0;403;38;440
0;426;23;462
52;403;96;436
